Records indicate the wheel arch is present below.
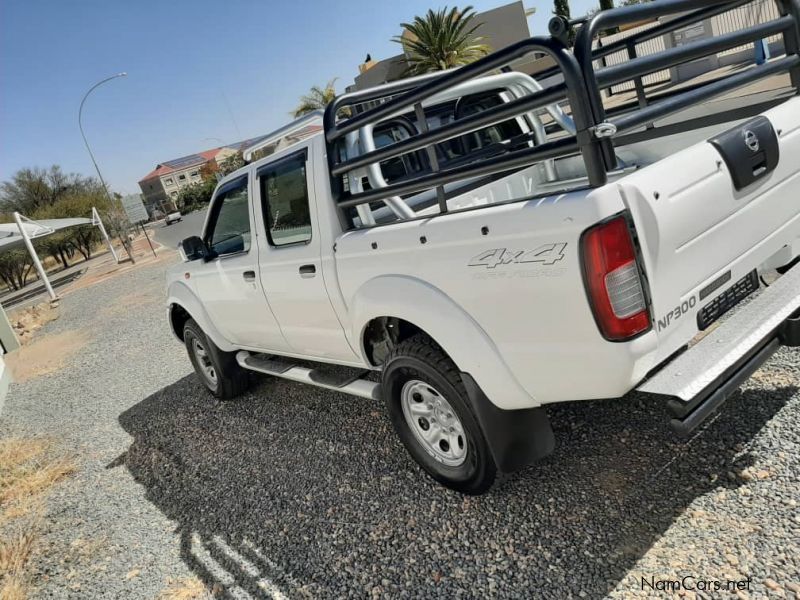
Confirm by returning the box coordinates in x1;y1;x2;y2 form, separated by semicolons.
350;275;537;410
168;303;192;342
167;282;237;352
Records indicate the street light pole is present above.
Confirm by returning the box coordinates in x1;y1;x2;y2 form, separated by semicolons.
78;72;133;263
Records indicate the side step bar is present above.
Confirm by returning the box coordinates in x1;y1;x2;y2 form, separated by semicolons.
638;264;800;436
236;351;381;401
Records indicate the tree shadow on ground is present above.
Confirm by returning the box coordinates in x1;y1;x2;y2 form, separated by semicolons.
117;373;796;599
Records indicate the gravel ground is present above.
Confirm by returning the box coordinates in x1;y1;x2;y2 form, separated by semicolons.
1;252;799;599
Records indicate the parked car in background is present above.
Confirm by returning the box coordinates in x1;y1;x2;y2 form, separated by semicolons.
165;211;182;226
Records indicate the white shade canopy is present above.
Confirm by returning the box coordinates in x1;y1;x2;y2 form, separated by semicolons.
0;217;93;252
0;211;117;302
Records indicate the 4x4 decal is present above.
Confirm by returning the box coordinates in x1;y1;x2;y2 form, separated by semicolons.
469;243;567;269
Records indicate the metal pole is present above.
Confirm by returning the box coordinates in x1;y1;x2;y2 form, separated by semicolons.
140;221;157;258
92;206;119;263
13;212;57;302
79;72;131;263
626;41;654;130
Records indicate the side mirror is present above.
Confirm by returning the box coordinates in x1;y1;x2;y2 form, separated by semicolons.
179;236;211;262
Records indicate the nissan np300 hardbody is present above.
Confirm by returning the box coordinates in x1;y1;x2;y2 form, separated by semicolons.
167;0;800;493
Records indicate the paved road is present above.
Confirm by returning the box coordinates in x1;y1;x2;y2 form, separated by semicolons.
152;210;206;249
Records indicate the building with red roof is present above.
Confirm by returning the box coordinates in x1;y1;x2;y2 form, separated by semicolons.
138;146;235;213
138;128;323;214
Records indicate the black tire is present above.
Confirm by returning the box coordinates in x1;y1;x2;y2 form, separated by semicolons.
382;334;497;495
183;318;249;400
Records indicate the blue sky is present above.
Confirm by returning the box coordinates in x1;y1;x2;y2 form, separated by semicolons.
0;0;596;195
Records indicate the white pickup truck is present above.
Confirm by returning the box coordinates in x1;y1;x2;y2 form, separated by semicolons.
167;0;800;494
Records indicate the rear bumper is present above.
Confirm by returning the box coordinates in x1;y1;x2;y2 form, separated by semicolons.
637;264;800;436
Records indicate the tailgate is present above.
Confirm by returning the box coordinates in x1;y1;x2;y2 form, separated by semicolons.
618;97;800;360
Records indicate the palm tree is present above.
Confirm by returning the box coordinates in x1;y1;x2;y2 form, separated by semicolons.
292;79;340;118
393;6;490;77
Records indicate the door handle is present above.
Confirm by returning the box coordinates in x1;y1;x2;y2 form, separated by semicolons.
243;270;256;282
299;264;316;277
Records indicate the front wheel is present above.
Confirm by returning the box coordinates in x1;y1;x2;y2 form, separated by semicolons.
382;335;497;495
183;319;249;400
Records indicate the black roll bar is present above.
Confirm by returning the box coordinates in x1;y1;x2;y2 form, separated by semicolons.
595;17;793;88
325;0;800;228
536;0;756;82
591;0;755;60
325;37;596;146
574;0;800;170
338;137;578;210
324;36;607;218
329;83;568;177
610;55;800;133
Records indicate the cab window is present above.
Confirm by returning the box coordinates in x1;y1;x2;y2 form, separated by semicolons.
205;176;251;255
259;151;312;246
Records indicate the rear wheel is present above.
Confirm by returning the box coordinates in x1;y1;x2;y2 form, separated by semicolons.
184;319;249;400
382;334;496;495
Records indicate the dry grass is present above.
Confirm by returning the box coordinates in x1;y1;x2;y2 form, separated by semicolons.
7;303;59;346
0;525;39;577
0;437;75;599
5;330;89;383
0;438;74;517
0;575;27;600
158;576;212;600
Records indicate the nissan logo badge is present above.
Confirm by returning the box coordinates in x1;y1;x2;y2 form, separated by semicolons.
744;129;760;153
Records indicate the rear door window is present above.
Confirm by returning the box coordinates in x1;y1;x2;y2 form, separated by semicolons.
259;151;312;247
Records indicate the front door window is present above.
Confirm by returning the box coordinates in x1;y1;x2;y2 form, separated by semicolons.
205;176;251;255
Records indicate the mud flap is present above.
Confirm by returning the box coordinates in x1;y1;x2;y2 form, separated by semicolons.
461;373;555;473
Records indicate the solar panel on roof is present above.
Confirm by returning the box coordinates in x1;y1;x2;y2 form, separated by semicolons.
227;135;270;150
163;154;205;169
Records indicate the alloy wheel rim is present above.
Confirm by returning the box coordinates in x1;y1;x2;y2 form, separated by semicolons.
400;380;467;467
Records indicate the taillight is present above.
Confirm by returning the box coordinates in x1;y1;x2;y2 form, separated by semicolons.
581;215;651;341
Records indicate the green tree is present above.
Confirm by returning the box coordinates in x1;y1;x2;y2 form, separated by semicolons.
176;178;217;211
0;249;34;290
32;184;110;262
0;166;102;214
293;79;341;118
217;152;246;177
175;154;243;212
599;0;614;10
0;164;135;287
34;231;73;268
393;6;490;76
